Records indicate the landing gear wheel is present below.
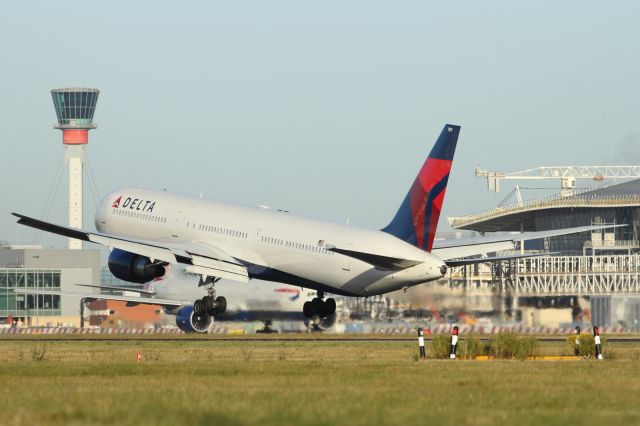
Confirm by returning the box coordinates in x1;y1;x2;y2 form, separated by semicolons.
193;299;204;314
317;300;328;318
303;301;314;318
202;296;215;313
311;297;322;312
215;296;227;314
325;298;336;315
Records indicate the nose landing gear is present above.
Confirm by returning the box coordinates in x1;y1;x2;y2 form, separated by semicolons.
303;291;336;319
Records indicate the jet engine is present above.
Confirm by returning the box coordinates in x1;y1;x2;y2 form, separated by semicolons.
175;306;213;333
317;313;337;330
305;314;337;331
108;248;166;283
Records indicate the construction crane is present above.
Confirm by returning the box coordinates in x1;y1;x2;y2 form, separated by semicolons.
476;166;640;197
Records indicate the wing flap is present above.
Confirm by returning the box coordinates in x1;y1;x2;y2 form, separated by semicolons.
327;247;423;271
90;234;177;264
93;235;249;282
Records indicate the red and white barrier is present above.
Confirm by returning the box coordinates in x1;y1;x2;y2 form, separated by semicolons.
417;327;426;359
449;325;459;359
594;326;604;360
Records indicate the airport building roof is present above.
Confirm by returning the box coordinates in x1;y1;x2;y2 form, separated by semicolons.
448;179;640;232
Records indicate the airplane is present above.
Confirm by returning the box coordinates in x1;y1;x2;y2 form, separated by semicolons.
12;123;615;333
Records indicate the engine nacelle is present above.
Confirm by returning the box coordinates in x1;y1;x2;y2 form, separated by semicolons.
305;314;337;331
108;248;165;284
175;306;213;333
317;313;337;330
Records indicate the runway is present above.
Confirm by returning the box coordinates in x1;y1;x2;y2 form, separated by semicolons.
3;335;640;342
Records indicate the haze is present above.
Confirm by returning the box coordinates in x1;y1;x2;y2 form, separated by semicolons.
1;1;638;247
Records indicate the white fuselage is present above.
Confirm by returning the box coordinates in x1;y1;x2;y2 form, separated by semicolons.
95;187;446;297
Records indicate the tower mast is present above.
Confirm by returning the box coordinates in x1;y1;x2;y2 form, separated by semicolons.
51;88;100;249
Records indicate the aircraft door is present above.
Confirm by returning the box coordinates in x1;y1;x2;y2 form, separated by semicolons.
332;242;352;285
253;228;263;250
339;242;352;271
172;211;186;238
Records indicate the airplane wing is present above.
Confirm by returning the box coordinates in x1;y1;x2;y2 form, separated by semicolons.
13;288;185;308
12;213;249;282
75;283;156;295
432;225;623;261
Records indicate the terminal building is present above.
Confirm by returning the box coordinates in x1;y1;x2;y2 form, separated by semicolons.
0;245;99;327
449;179;640;254
446;174;640;330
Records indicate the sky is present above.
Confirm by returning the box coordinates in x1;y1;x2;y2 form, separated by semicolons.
0;1;639;248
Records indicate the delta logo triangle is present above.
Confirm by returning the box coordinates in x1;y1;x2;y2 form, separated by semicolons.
112;196;122;208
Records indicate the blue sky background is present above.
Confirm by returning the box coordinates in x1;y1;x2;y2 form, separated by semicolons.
0;1;638;247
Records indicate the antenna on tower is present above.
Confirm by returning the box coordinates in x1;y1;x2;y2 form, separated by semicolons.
51;87;100;250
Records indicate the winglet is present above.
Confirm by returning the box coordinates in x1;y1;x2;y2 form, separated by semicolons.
12;213;89;241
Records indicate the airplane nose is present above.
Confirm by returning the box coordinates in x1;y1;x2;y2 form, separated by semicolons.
440;265;447;275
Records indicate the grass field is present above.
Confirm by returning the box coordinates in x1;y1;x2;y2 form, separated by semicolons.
1;338;640;426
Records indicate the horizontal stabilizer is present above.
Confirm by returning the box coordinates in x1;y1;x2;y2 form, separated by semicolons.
326;247;423;271
433;224;625;261
445;252;557;267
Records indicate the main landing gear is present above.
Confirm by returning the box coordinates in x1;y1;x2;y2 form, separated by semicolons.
193;277;227;316
303;291;336;319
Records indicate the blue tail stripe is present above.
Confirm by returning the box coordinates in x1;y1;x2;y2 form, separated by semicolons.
382;191;417;246
430;125;460;160
421;174;449;250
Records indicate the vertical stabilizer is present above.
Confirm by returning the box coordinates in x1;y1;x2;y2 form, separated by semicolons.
382;124;460;252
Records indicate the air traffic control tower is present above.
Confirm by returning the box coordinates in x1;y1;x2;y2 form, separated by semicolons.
51;88;100;249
